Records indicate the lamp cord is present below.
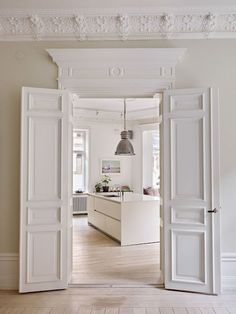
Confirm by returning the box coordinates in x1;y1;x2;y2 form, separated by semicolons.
124;99;126;130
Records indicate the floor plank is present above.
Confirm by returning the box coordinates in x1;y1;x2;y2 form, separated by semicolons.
133;308;146;314
78;307;93;314
104;308;119;314
198;309;215;314
185;309;201;314
213;308;230;314
92;308;106;314
119;308;133;314
146;308;160;314
173;308;187;314
159;309;174;314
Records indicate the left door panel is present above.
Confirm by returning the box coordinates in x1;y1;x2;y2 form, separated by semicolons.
20;87;71;293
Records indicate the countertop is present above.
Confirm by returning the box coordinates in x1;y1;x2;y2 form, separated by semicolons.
88;192;160;204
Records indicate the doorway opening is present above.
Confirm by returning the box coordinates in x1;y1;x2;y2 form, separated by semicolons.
70;96;163;286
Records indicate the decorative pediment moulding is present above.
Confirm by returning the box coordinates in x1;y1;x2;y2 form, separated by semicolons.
47;48;186;98
1;7;236;41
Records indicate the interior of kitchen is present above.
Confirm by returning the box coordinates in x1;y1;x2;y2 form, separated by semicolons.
72;96;161;285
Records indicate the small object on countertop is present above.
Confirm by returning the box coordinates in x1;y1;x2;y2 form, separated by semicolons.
95;182;102;193
102;186;109;192
75;189;83;194
101;175;111;193
121;185;131;192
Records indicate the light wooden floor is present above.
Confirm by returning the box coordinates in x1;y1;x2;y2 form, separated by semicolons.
1;218;235;312
71;215;162;285
1;287;236;313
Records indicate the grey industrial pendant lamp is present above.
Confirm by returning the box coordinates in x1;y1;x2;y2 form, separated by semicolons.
115;99;135;156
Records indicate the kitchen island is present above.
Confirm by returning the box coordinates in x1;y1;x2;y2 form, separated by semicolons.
87;192;160;246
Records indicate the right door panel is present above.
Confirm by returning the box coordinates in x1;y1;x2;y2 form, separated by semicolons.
162;88;221;294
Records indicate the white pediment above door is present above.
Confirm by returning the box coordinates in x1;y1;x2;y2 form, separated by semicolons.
47;48;186;98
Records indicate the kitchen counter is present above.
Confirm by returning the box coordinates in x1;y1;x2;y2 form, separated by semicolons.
88;192;159;203
87;192;160;246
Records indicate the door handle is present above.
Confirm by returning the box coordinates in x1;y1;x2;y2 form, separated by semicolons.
208;208;218;213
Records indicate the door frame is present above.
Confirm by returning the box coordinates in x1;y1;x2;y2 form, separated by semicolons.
70;95;164;286
46;48;220;293
47;48;186;288
69;87;221;293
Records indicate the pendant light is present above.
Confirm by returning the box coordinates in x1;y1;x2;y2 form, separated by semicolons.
115;99;135;156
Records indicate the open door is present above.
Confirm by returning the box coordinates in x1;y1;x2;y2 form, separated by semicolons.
162;88;221;294
19;87;72;293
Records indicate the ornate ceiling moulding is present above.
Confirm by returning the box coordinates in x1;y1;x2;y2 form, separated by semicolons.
0;7;236;41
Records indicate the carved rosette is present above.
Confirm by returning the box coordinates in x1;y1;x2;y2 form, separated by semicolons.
224;14;236;31
0;9;236;40
8;17;21;33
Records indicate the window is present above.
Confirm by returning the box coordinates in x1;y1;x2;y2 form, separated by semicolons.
142;128;160;194
73;129;89;192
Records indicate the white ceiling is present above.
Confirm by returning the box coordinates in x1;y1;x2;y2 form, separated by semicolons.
75;98;159;112
73;97;160;122
0;0;235;9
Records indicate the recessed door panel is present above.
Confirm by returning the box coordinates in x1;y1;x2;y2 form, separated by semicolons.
171;207;206;225
28;117;62;201
171;117;205;201
28;94;62;112
172;230;206;284
27;207;61;225
170;93;204;112
27;231;61;283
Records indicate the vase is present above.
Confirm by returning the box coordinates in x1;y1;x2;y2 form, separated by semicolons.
102;186;109;192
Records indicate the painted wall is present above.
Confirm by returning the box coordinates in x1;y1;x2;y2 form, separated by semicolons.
142;131;155;189
74;121;133;192
0;39;236;256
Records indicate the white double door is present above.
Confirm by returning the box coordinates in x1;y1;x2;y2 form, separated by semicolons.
20;87;221;294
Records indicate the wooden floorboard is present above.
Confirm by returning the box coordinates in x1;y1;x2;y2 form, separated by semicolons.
72;215;161;285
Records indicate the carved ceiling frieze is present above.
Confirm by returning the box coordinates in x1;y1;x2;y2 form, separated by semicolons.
0;8;236;41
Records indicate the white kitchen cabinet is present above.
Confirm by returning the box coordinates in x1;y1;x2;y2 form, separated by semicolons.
87;193;160;246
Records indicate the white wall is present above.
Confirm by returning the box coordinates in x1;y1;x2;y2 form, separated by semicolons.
1;40;236;287
142;131;154;189
74;121;134;192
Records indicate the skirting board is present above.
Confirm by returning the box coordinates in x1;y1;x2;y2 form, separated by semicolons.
0;253;236;291
0;254;19;290
221;253;236;291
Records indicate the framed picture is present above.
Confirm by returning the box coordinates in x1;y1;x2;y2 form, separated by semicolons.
101;159;121;175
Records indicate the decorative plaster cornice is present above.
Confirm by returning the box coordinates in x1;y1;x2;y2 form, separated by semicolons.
0;7;236;41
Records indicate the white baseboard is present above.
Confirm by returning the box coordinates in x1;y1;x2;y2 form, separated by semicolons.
221;253;236;291
0;252;235;292
0;253;19;290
